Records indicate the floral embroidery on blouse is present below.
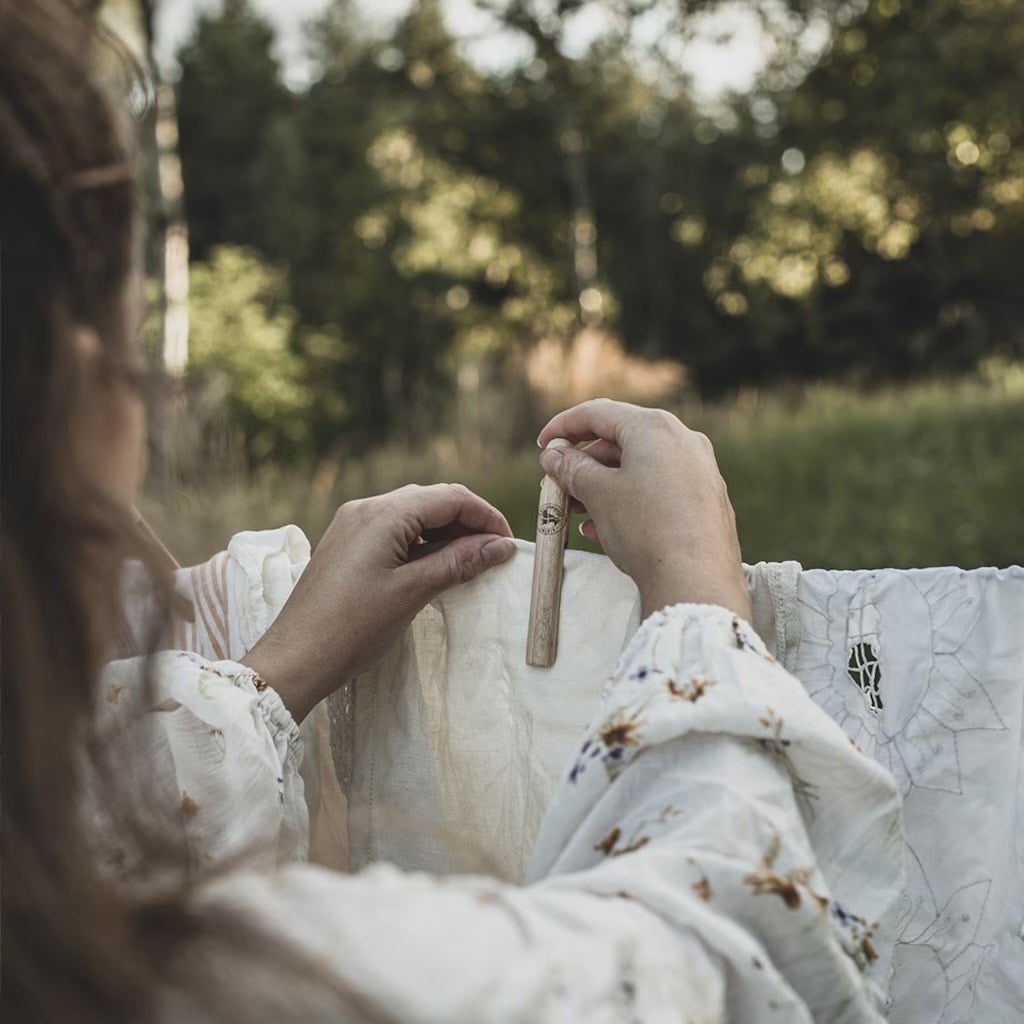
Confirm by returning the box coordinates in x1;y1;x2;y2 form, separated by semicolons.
757;707;820;814
107;592;903;1023
209;727;226;762
628;664;656;682
757;708;790;752
593;826;650;858
666;676;718;702
831;901;881;972
594;806;682;858
743;832;829;913
692;877;712;902
730;613;777;662
685;856;714;902
732;615;756;652
569;706;646;783
745;865;825;911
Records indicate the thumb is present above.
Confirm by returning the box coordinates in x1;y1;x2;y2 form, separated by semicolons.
403;533;517;597
539;444;609;508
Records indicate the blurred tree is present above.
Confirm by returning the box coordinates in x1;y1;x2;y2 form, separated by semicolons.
288;0;467;450
171;0;1024;462
460;0;854;365
177;0;306;262
570;45;761;369
286;0;581;452
188;246;319;461
701;0;1024;386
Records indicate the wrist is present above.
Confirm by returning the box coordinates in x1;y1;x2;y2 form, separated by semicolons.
638;566;751;622
240;633;324;725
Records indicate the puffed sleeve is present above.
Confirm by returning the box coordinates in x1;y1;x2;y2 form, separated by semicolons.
189;605;903;1023
102;526;335;870
99;652;309;869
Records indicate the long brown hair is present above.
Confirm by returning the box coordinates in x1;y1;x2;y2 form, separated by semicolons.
0;3;389;1021
0;0;181;1017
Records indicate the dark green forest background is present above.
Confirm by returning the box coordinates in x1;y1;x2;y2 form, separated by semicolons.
130;0;1024;568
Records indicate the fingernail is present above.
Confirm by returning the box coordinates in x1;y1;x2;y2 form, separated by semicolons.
482;537;516;567
539;448;563;473
536;436;544;448
578;521;588;537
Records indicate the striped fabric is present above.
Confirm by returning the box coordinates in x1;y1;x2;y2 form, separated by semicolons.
177;552;231;661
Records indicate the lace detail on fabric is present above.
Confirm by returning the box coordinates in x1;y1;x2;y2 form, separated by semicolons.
846;584;883;714
847;642;883;713
796;566;1022;1023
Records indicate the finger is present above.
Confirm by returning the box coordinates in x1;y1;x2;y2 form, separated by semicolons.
535;476;587;515
420;522;477;543
538;444;611;509
581;438;621;468
407;536;448;561
537;398;640;449
400;483;512;538
578;518;600;543
402;533;516;595
409;520;491;559
540;479;588;513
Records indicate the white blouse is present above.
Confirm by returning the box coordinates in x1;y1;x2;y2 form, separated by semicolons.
98;532;904;1022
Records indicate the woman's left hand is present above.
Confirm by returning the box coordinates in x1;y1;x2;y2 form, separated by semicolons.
241;484;515;722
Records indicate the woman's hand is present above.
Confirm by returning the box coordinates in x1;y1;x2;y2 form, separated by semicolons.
538;399;750;623
241;484;515;722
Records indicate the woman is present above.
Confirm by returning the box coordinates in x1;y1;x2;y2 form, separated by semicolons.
1;1;904;1021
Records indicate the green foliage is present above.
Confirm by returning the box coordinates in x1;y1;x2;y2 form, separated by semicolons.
176;0;302;261
146;372;1024;571
188;246;319;456
359;127;575;356
457;370;1024;570
171;0;1024;461
705;0;1024;385
710;372;1024;569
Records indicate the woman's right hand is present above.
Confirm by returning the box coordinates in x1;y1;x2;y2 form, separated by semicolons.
538;399;751;622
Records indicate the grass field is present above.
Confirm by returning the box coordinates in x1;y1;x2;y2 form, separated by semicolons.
142;366;1024;572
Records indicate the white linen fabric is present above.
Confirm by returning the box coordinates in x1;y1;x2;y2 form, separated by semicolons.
99;530;905;1022
334;541;1024;1024
334;544;801;880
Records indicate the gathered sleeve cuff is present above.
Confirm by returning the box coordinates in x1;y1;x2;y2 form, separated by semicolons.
109;526;327;869
99;651;309;869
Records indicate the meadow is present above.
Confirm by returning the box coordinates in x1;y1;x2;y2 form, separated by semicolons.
142;366;1024;573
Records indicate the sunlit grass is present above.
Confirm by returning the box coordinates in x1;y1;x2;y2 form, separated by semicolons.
142;366;1024;571
708;371;1024;568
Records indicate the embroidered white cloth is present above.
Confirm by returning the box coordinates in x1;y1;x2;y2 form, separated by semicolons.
794;566;1024;1024
335;541;1024;1024
101;530;904;1022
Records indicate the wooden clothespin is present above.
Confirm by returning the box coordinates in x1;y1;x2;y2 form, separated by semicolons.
526;438;572;667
